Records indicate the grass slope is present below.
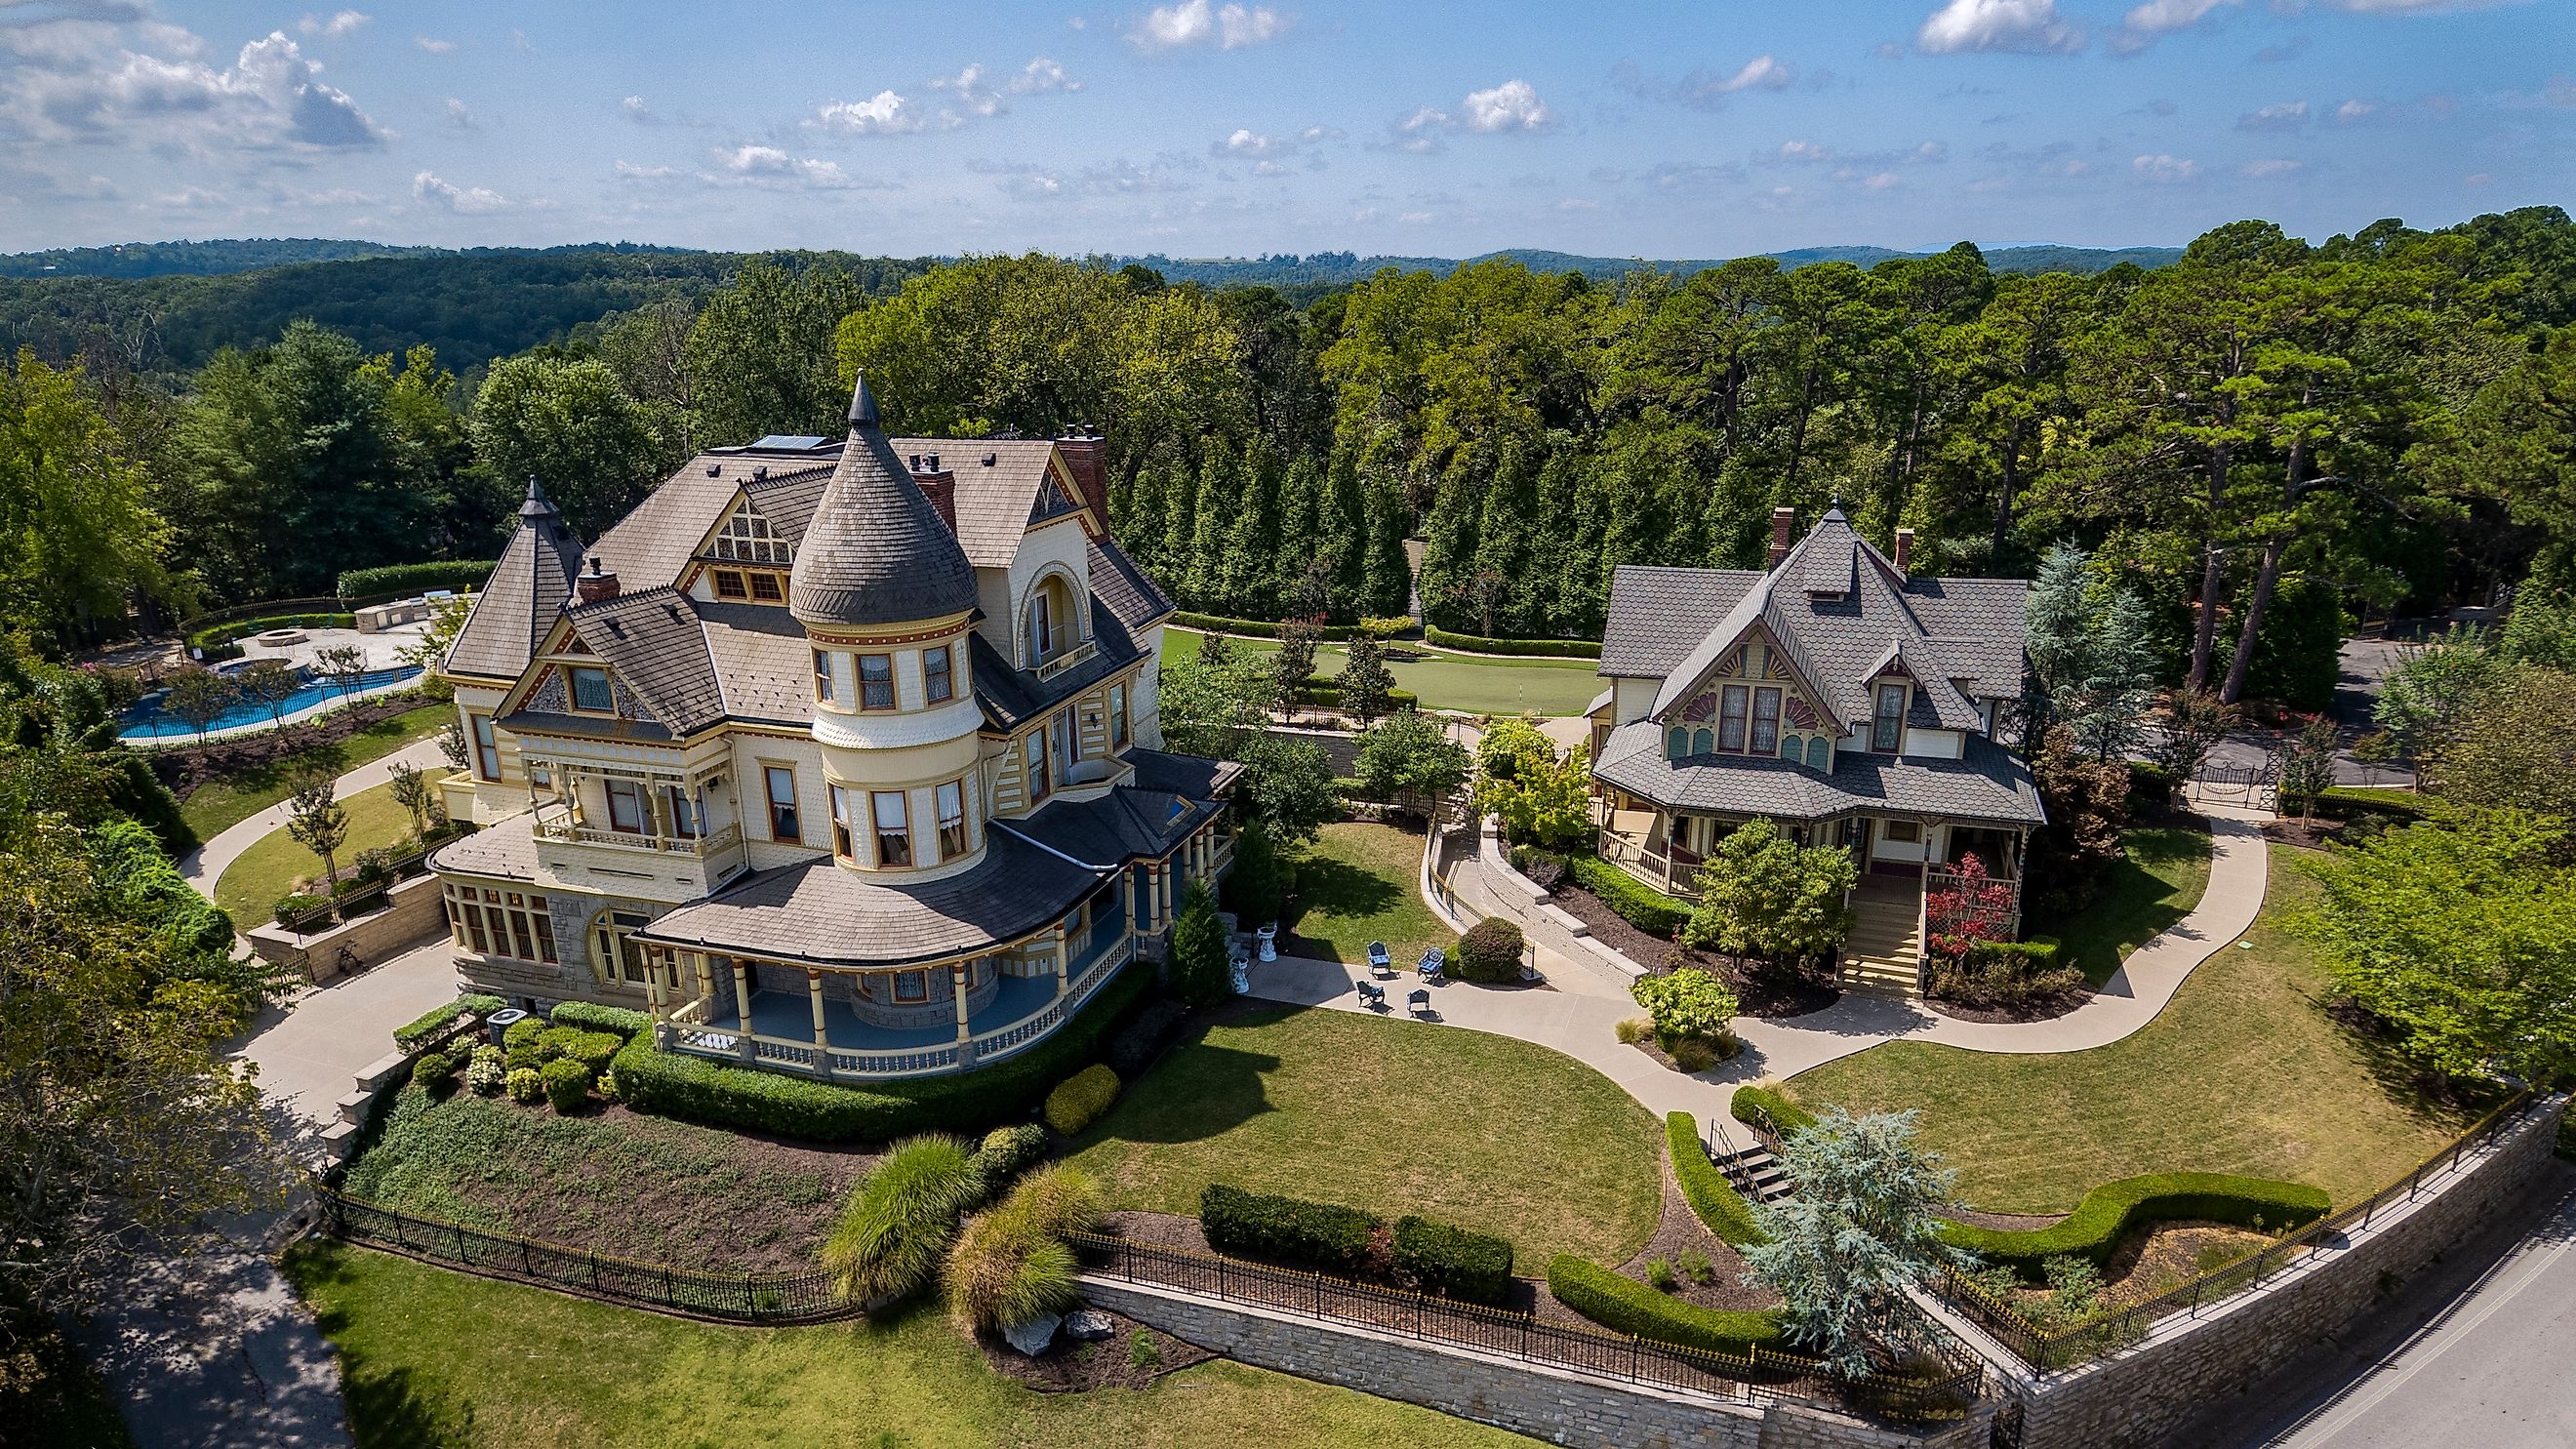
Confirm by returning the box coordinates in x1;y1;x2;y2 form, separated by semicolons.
1066;1005;1659;1266
2029;823;2215;986
1789;849;2471;1214
288;1242;1538;1449
179;700;453;841
214;778;418;922
1163;630;1603;717
1283;823;1452;966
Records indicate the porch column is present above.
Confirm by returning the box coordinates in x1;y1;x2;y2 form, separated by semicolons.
648;782;672;848
1120;869;1137;939
1053;927;1071;1001
807;970;833;1077
730;958;755;1062
951;962;978;1067
643;946;667;1021
1159;859;1177;925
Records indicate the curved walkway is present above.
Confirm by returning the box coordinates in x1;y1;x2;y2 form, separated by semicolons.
1248;799;2270;1130
179;737;449;916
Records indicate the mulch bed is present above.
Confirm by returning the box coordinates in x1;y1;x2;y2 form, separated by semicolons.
1549;884;1840;1019
978;1308;1217;1392
152;691;438;798
1594;1157;1779;1318
1919;986;2093;1026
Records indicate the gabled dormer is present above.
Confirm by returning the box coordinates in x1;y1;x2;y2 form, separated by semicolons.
697;495;793;605
1656;624;1838;771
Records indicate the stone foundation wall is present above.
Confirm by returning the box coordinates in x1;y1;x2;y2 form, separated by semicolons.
2013;1094;2568;1449
1080;1277;1991;1449
246;872;446;982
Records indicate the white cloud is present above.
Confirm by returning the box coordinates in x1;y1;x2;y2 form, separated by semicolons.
1557;197;1598;211
1460;79;1551;133
414;35;455;54
1128;0;1286;53
2333;98;2379;122
1775;139;1835;161
613;160;677;181
1012;57;1079;94
296;11;368;39
1223;127;1281;155
621;95;657;122
2131;152;2199;182
1915;0;2085;55
1862;172;1902;189
704;144;882;190
2236;100;2309;130
153;183;225;208
2242;158;2301;178
2547;76;2576;107
810;89;943;134
810;58;1075;136
0;26;390;152
929;63;1007;117
2113;0;2239;52
443;97;475;130
1397;210;1432;224
412;170;512;213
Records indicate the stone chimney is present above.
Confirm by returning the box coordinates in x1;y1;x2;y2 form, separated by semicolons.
1767;507;1797;569
575;555;621;605
1055;425;1110;533
1893;527;1914;576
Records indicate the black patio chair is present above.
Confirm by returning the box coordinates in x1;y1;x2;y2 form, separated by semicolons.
1408;987;1431;1019
1356;981;1388;1011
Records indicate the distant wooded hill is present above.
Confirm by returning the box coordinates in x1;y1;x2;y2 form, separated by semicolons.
1119;243;2183;286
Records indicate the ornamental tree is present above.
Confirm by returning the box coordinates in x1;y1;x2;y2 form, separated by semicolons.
1354;709;1470;812
1473;717;1591;851
286;776;350;891
1168;880;1234;1008
1630;968;1740;1042
1741;1108;1964;1380
1335;633;1397;727
1682;818;1857;967
1924;852;2015;963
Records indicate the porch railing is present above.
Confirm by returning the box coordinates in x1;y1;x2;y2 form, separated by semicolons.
536;814;744;858
1595;826;1699;900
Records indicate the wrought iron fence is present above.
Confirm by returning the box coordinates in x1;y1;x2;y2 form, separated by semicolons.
1935;1091;2549;1372
277;826;469;936
319;1191;854;1322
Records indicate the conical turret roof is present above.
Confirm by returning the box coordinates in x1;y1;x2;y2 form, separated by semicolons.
445;476;586;680
789;375;980;629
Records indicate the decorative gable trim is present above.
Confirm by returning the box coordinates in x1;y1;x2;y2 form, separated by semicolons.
1655;620;1830;730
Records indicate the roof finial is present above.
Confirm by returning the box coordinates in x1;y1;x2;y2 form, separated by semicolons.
518;474;559;519
847;371;880;431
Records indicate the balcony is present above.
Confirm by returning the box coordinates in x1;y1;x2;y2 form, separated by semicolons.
535;807;742;858
1031;637;1099;683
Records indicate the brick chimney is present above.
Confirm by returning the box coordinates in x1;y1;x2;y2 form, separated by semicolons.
914;467;957;534
1767;507;1797;569
1893;527;1914;576
1055;425;1110;534
575;555;620;605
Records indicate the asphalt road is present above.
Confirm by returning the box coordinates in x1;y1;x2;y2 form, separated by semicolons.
2198;636;2417;788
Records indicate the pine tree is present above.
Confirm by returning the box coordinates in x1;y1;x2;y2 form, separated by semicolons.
1320;446;1370;624
1162;450;1203;607
1223;443;1283;613
1167;880;1233;1007
1274;453;1322;617
1186;447;1243;615
1120;458;1169;579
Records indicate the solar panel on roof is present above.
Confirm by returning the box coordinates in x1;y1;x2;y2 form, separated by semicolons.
751;435;829;450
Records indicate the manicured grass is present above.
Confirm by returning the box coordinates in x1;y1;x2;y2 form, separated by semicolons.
178;700;453;841
287;1241;1540;1449
214;778;420;922
1283;822;1452;967
1065;1005;1660;1267
2028;823;2215;986
1164;629;1603;716
1788;849;2474;1215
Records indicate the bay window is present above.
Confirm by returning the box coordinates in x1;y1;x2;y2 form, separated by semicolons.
872;790;912;866
858;654;895;710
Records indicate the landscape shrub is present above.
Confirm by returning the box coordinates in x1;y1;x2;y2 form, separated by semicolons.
1940;1173;2330;1280
944;1163;1104;1331
1508;844;1568;890
1566;856;1692;937
505;1067;544;1105
465;1045;507;1097
1666;1112;1766;1247
1453;918;1525;984
563;1031;624;1073
2311;786;2432;826
1199;1184;1382;1275
1728;1084;1816;1138
1544;1256;1787;1354
539;1058;591;1113
1931;936;2083;1008
1646;1257;1677;1291
1043;1064;1121;1136
1286;679;1418;710
391;993;505;1054
1422;625;1602;659
1614;1017;1650;1045
548;1000;649;1038
2125;760;2182;809
1171;612;1360;641
1631;969;1740;1043
409;1051;455;1088
822;1134;985;1303
612;962;1151;1143
504;1046;537;1074
973;1123;1052;1192
502;1017;543;1055
534;1026;583;1064
336;559;496;601
1391;1216;1514;1305
271;891;325;926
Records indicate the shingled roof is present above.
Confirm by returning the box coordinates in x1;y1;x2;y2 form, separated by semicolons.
446;478;585;682
1594;720;2043;826
789;376;981;629
891;436;1077;567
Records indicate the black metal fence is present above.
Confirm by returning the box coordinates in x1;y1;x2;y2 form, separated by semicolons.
318;1191;853;1323
277;826;467;936
1935;1091;2548;1372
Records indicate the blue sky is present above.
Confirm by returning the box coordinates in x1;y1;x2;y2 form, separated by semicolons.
0;0;2568;257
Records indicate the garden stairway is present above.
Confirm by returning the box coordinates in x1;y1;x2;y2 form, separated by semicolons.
1711;1140;1793;1203
1839;881;1922;999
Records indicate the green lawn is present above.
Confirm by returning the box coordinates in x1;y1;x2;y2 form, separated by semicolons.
179;699;453;841
1065;1005;1660;1267
1283;822;1452;967
214;779;421;922
1164;629;1604;716
288;1242;1538;1449
2028;823;2215;986
1788;848;2473;1214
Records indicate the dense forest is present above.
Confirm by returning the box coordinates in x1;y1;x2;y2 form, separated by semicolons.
4;207;2574;713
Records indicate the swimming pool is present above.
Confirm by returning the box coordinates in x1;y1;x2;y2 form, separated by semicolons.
119;664;424;742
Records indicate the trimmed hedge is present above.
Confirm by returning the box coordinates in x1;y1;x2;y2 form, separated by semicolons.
1423;625;1603;660
336;558;496;602
1174;612;1361;641
540;1058;592;1112
1567;855;1692;938
548;1000;649;1038
187;612;356;650
1545;1255;1788;1354
1964;936;2063;970
1728;1085;1816;1138
2311;786;2432;825
612;961;1151;1143
1454;919;1524;984
1666;1112;1765;1248
1393;1216;1514;1306
1044;1064;1121;1135
1200;1184;1380;1274
1287;678;1420;711
1939;1173;2331;1280
393;994;504;1054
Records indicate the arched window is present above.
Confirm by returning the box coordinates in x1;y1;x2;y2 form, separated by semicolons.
1805;736;1831;770
589;909;651;986
1667;727;1687;759
1691;728;1713;755
1778;734;1801;762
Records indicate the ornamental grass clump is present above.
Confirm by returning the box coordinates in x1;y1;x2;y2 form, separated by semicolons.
944;1162;1105;1332
822;1134;984;1304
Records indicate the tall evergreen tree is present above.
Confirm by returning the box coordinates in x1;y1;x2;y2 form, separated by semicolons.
1362;471;1414;620
1319;446;1370;622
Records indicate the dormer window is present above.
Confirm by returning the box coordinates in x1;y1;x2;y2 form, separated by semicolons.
1872;683;1908;752
1750;688;1782;755
748;573;785;603
569;665;613;713
713;570;747;599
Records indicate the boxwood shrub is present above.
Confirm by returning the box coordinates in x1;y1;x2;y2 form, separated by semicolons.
1727;1085;1816;1138
1939;1173;2331;1280
1544;1255;1788;1354
1453;919;1525;984
1043;1064;1121;1135
1666;1112;1765;1248
1965;937;2063;971
1422;625;1603;659
1566;855;1692;938
392;994;505;1054
1199;1184;1381;1274
1392;1216;1514;1305
548;1000;649;1038
540;1058;592;1112
612;962;1151;1143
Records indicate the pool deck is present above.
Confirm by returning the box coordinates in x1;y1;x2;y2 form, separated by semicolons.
126;622;437;745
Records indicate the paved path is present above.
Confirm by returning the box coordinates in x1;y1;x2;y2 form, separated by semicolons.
1251;799;2272;1131
179;737;447;941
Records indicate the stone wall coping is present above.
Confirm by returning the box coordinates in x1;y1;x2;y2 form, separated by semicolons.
1537;902;1590;937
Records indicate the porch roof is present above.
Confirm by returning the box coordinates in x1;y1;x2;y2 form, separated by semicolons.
1593;720;2045;827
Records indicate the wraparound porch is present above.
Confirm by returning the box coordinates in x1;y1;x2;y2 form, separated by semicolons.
1591;798;2025;903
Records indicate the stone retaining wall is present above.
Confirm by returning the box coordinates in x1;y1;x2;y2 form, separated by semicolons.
2008;1094;2568;1449
1081;1277;1992;1449
246;871;446;982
